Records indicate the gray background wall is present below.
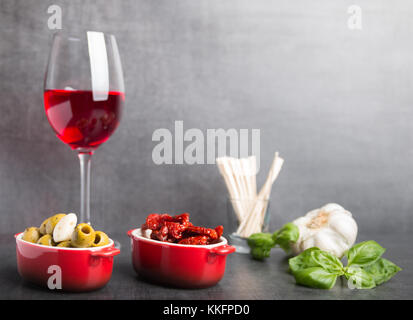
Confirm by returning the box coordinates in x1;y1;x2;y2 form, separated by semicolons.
1;0;412;237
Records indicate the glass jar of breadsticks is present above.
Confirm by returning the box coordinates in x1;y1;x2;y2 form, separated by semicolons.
217;153;284;254
227;198;271;253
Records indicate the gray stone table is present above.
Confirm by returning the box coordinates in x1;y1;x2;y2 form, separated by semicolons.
1;232;411;300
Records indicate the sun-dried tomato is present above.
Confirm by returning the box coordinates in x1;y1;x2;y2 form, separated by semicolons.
173;213;189;223
150;224;169;241
164;221;186;240
144;213;163;230
160;213;174;222
142;213;224;245
215;225;224;238
185;226;218;240
178;236;210;245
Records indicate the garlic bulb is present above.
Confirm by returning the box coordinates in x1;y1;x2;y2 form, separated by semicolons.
291;203;358;258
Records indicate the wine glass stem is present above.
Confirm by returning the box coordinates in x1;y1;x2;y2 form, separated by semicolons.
78;151;92;224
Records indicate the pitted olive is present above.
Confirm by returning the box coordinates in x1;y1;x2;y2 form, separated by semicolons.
45;213;66;234
39;217;50;235
37;234;55;246
22;227;40;243
71;223;95;248
92;231;110;247
56;240;72;247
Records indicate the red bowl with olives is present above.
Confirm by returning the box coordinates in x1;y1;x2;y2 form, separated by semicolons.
15;213;120;292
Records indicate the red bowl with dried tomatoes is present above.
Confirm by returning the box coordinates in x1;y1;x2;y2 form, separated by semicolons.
127;213;236;288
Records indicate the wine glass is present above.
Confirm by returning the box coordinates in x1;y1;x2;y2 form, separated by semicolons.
44;31;125;225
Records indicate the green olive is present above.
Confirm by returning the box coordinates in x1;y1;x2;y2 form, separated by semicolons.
56;240;72;247
39;217;50;235
45;213;66;234
92;231;110;247
71;223;95;248
22;227;40;243
37;234;55;246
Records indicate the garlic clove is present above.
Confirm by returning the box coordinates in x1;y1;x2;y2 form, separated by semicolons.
329;212;357;246
53;213;77;243
301;236;316;252
321;203;344;213
304;209;322;220
313;229;349;258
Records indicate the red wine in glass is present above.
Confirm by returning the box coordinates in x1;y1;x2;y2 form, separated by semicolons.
44;89;124;150
44;31;125;225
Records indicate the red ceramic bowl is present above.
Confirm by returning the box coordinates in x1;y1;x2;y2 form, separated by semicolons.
15;232;120;292
127;228;235;288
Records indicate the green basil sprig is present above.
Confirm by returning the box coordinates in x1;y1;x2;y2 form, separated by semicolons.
345;266;376;289
289;240;401;290
272;223;299;253
346;240;385;266
289;248;345;289
361;258;401;285
247;223;299;260
247;233;275;260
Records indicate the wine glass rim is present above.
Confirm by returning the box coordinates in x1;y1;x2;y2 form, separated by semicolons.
52;30;117;41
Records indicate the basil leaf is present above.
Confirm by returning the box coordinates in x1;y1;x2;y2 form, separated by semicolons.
362;258;401;285
346;240;386;267
288;247;321;273
311;250;344;275
292;267;338;289
272;222;299;253
247;233;275;248
247;233;275;260
346;265;376;289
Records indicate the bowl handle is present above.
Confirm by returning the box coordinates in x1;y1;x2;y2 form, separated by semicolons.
91;247;121;257
127;229;135;238
210;244;236;255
